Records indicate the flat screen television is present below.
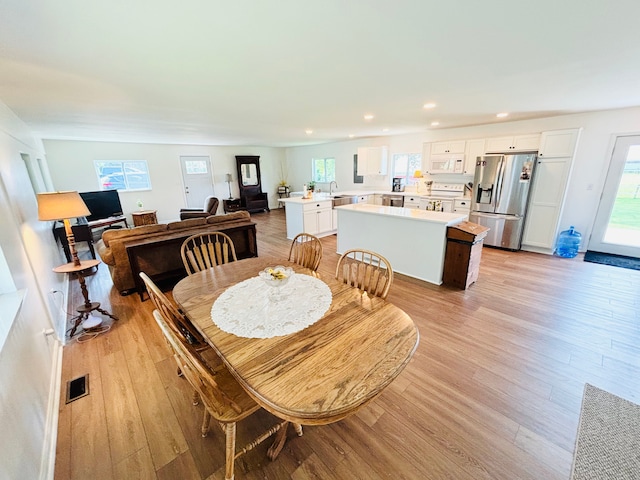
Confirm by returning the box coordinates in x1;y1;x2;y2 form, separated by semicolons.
79;190;123;222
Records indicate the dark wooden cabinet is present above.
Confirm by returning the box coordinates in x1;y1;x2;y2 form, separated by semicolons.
236;155;270;213
223;198;245;213
443;221;490;289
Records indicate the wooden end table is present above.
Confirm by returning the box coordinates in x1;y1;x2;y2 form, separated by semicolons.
53;259;118;337
132;210;158;227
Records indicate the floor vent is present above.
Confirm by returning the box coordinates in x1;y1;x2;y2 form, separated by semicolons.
65;374;89;404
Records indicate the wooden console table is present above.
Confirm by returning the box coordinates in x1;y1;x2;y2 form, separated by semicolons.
126;222;258;300
222;198;245;213
132;210;158;226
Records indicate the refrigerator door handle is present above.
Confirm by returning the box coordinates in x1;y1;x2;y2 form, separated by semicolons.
494;158;505;207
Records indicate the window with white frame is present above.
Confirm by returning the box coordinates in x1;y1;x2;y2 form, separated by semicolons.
312;158;336;183
391;153;422;184
94;160;151;191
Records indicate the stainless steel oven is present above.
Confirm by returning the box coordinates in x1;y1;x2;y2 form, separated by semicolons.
382;194;404;207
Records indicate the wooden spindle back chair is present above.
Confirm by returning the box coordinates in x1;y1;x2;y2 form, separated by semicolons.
152;310;302;480
335;249;394;299
288;233;323;271
181;232;238;275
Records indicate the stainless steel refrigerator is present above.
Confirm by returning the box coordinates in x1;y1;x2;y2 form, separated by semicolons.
469;153;537;250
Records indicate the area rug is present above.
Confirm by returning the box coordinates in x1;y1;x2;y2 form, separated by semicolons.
584;251;640;271
571;384;640;479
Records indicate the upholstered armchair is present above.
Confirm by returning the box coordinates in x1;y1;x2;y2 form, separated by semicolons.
179;196;219;220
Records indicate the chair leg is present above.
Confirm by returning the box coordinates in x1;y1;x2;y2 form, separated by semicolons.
225;422;237;480
293;423;304;436
201;409;211;437
192;390;200;406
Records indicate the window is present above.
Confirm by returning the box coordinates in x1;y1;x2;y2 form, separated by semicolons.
312;158;336;183
391;153;422;182
94;160;151;191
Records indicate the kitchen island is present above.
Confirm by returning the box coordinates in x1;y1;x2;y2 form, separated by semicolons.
336;204;467;285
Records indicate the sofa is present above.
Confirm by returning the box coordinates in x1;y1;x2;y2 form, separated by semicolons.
97;211;257;295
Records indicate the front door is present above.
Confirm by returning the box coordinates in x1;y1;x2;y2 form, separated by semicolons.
180;156;214;209
588;135;640;257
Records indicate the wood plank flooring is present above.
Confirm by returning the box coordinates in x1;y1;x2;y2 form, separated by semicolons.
55;209;640;479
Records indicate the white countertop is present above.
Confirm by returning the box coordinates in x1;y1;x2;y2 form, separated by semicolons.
336;203;467;225
283;190;470;201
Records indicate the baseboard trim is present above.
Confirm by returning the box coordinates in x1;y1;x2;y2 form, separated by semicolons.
39;339;63;480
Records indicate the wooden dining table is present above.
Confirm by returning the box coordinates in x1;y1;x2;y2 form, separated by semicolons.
172;256;419;426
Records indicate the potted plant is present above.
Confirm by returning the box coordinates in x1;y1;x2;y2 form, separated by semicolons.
308;181;316;192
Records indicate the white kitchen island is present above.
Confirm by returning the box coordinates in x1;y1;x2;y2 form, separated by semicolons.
336;204;467;285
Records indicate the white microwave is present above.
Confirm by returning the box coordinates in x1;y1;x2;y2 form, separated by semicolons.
428;154;465;174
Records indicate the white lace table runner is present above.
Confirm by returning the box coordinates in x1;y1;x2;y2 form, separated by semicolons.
210;273;332;338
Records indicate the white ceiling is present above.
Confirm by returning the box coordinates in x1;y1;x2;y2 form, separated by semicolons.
1;0;640;147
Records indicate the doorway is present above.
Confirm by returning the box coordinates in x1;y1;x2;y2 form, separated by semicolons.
588;135;640;258
180;156;215;209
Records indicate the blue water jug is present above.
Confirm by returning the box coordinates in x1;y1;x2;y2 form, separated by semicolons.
555;226;581;258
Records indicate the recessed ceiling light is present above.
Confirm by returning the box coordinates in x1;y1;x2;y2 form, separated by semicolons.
431;121;440;127
496;112;509;118
348;134;355;138
305;129;313;134
382;128;389;132
364;114;374;120
423;103;437;109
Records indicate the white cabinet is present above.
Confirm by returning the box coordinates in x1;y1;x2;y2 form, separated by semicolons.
303;200;332;235
369;194;383;205
404;196;421;208
454;198;471;215
485;134;540;153
463;138;485;175
357;195;369;203
430;140;466;154
522;128;580;253
356;146;388;176
538;129;581;158
285;200;334;239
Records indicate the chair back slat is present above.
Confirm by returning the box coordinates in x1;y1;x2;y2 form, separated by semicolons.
288;233;323;271
181;232;238;275
335;249;393;299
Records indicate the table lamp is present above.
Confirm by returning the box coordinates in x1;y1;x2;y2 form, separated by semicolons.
225;173;233;199
37;191;91;267
413;170;423;193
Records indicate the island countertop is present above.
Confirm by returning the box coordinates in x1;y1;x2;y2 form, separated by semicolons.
335;203;467;224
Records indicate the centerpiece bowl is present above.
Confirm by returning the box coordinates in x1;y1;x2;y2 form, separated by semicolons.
259;266;294;300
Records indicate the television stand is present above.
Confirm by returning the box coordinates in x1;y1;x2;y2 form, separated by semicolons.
87;215;129;230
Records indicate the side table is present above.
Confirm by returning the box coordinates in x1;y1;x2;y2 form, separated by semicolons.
223;198;245;214
132;210;158;227
53;259;118;337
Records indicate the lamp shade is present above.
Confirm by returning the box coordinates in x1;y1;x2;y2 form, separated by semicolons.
37;191;91;221
225;173;233;182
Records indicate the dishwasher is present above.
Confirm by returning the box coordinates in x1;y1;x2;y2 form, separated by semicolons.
382;194;404;207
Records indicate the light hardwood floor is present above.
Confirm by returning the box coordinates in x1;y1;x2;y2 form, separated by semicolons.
55;209;640;479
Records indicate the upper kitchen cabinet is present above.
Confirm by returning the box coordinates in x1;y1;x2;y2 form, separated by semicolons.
538;129;581;157
463;139;485;174
357;146;388;176
485;134;540;153
430;140;466;155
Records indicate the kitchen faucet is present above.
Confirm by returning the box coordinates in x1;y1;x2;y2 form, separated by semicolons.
329;181;338;194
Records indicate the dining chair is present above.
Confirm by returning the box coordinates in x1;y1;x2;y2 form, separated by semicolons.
181;231;238;275
335;248;394;299
139;272;221;375
288;233;323;271
152;309;302;480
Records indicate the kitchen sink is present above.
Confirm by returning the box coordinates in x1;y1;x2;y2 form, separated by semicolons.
331;195;358;207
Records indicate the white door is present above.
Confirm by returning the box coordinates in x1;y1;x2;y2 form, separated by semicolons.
588;135;640;257
180;156;215;208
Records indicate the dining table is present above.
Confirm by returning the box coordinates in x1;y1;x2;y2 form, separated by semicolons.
172;256;419;426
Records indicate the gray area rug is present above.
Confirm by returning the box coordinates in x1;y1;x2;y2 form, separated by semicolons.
571;384;640;479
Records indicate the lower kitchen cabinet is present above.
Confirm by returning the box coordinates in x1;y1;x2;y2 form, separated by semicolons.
285;199;333;239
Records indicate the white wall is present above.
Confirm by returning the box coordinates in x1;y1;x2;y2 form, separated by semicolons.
0;101;65;480
284;107;640;250
43;141;286;224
